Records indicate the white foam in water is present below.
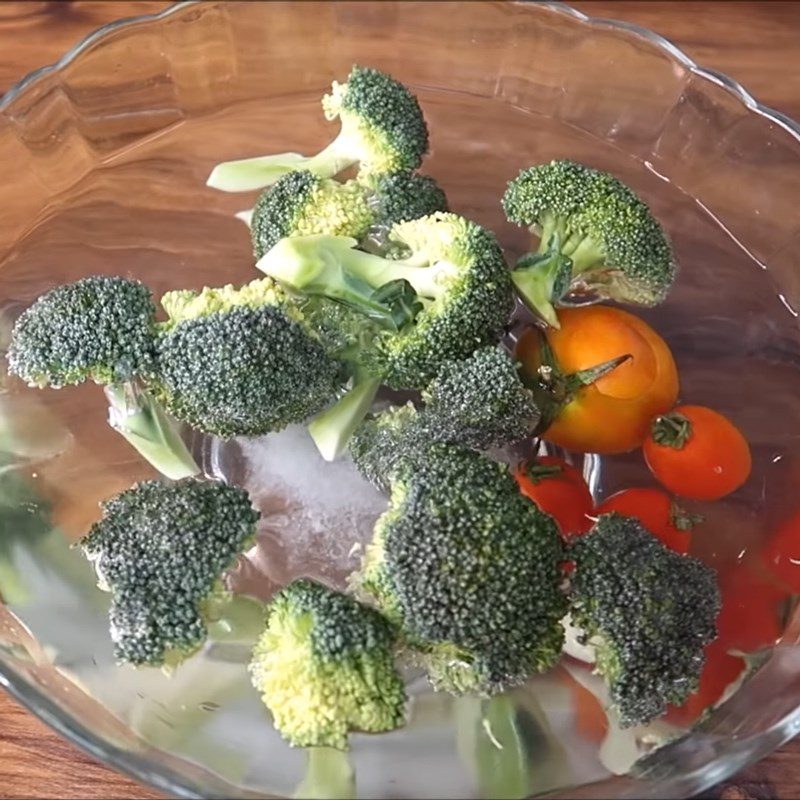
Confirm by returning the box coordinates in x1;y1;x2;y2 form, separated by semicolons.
237;426;388;589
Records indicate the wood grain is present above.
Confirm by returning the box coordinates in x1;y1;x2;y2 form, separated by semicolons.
1;1;800;798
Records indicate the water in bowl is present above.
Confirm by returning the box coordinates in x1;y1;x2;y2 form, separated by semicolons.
0;87;798;798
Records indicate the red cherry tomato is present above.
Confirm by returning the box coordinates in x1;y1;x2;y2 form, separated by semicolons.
513;456;593;536
558;670;608;743
594;488;695;554
643;405;751;501
762;507;800;592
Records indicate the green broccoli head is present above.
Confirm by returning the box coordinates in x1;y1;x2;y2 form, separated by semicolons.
250;578;406;750
259;213;514;389
80;478;259;668
502;160;675;327
365;171;449;231
250;171;374;260
421;347;540;450
349;403;427;493
362;443;566;695
151;279;345;438
569;513;721;727
6;276;156;388
206;65;428;192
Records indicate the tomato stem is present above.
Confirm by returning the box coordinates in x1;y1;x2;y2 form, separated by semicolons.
523;461;563;483
651;412;692;449
670;502;704;532
564;353;632;393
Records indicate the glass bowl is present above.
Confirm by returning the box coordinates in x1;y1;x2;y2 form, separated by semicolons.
2;2;800;798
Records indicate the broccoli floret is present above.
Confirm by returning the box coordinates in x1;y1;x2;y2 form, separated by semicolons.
7;276;155;388
249;578;406;750
421;346;540;450
81;478;260;668
364;171;449;231
361;443;566;695
349;347;540;492
151;280;346;438
349;403;426;493
250;171;375;260
250;170;448;260
6;277;198;480
502;160;676;327
568;513;721;727
259;212;514;458
207;65;429;192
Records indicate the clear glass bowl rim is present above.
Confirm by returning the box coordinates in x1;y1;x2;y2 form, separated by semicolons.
2;2;800;798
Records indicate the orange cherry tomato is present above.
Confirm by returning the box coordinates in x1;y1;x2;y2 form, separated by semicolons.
763;507;800;592
513;456;593;536
594;488;695;554
643;405;751;500
558;669;608;743
516;306;679;454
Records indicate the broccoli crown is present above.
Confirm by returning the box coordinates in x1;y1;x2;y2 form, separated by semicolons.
6;276;156;389
362;443;566;695
502;160;675;306
366;172;449;229
569;513;721;727
371;213;515;388
251;171;374;260
421;347;540;450
152;280;344;438
80;478;259;667
250;578;406;749
349;403;427;493
322;65;429;176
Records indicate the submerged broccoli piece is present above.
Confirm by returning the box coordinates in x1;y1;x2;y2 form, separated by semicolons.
259;212;514;458
421;346;540;451
6;277;198;480
81;478;260;668
502;160;675;327
151;280;346;438
250;170;448;259
568;513;721;727
361;443;566;695
349;347;540;492
250;578;406;750
207;65;429;192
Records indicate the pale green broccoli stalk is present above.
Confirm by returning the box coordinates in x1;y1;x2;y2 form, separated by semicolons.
502;160;676;327
568;513;721;727
207;65;429;192
80;478;261;669
361;443;566;695
249;170;448;259
150;280;347;438
5;276;199;480
294;748;356;800
258;212;514;459
249;578;406;750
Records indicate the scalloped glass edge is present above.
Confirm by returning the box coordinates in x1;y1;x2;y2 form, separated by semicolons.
1;2;799;798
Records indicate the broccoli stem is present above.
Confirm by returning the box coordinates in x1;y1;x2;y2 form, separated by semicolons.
258;234;450;304
206;132;359;193
308;374;382;462
512;234;574;328
294;748;356;800
104;383;200;481
562;235;606;274
456;695;530;800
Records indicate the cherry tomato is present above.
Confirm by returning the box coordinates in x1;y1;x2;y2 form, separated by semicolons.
763;507;800;592
558;670;608;743
513;456;593;536
516;306;678;454
643;405;751;500
595;488;695;554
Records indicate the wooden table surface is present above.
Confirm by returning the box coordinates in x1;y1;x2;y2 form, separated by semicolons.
1;1;799;798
